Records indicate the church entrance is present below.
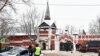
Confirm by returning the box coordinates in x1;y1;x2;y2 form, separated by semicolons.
39;40;47;50
42;42;46;50
60;41;73;51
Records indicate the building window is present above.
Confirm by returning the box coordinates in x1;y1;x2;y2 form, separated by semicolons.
52;29;56;31
46;29;49;31
40;29;44;31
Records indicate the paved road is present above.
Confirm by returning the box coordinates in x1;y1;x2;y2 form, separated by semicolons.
42;51;98;56
0;50;98;56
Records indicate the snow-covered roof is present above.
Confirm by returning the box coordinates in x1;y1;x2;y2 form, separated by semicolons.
14;33;35;36
44;20;55;26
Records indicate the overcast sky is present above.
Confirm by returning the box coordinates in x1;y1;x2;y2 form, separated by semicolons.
13;0;100;32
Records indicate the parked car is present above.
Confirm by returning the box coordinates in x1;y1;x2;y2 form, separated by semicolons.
0;46;14;53
0;46;28;56
79;41;100;52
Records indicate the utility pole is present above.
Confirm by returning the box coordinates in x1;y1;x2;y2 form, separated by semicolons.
72;33;78;53
48;26;52;50
55;33;60;51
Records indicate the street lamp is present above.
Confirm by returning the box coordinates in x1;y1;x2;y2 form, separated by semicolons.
55;33;60;51
54;28;61;51
48;26;52;50
65;30;68;34
72;33;78;53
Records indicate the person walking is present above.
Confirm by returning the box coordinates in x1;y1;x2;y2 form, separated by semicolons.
34;43;41;56
28;45;33;56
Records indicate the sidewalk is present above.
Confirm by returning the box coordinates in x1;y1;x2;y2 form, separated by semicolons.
42;50;98;56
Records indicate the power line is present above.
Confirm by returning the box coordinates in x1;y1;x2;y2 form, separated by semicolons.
35;3;100;6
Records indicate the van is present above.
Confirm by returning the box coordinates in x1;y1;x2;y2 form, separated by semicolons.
79;41;100;52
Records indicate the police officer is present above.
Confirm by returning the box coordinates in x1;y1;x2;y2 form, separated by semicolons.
34;43;41;56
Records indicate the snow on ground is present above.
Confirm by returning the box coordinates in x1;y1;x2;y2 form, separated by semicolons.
42;50;98;56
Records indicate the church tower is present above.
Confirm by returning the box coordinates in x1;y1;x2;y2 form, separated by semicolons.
44;1;50;20
38;1;56;50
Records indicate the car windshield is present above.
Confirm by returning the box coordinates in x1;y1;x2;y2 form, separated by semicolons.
8;47;24;54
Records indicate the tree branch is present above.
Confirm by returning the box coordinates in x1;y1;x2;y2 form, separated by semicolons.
0;0;9;12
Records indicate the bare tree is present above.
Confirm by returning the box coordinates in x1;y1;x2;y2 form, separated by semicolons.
89;17;100;34
0;17;16;37
16;8;42;37
0;16;16;51
0;0;32;35
89;23;96;34
0;0;31;12
65;25;76;34
0;0;32;49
